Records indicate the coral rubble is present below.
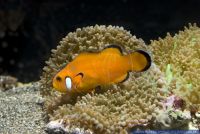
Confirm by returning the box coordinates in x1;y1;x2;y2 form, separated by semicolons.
0;75;18;91
45;120;93;134
40;25;166;133
153;94;191;130
153;108;191;130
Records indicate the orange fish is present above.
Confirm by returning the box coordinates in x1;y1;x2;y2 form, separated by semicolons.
53;45;151;93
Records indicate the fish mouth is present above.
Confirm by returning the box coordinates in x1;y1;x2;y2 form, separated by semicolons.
52;76;66;93
52;81;63;92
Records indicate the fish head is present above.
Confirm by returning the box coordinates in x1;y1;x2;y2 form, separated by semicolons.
52;65;84;93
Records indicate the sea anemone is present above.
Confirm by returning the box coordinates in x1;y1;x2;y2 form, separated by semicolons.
40;25;166;133
149;23;200;107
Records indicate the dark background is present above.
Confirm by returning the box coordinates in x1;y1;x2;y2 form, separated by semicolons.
0;0;200;82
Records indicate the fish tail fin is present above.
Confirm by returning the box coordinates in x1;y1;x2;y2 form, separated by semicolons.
126;50;151;72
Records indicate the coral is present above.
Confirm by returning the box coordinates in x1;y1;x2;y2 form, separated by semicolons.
153;108;191;130
189;112;200;130
40;25;166;133
163;95;186;110
149;24;200;106
153;94;190;130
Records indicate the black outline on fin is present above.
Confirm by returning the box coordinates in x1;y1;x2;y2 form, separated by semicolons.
104;44;123;54
135;50;151;71
119;72;130;83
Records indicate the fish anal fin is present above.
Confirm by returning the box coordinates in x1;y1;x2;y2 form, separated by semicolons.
114;72;129;83
102;44;123;55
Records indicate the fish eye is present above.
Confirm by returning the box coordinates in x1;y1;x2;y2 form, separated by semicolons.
65;77;72;90
76;72;84;77
56;76;62;81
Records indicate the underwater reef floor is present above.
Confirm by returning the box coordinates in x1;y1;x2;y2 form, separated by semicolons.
0;81;199;134
1;24;200;134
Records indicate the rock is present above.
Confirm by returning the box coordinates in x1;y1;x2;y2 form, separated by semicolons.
45;120;93;134
0;75;18;91
45;120;66;134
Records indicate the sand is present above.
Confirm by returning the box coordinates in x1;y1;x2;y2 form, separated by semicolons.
0;82;46;134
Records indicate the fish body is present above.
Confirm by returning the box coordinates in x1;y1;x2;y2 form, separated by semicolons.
53;45;151;93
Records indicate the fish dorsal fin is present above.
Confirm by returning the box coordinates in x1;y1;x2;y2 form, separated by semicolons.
101;45;123;55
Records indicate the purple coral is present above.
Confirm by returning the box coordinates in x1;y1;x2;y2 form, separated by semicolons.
163;94;185;110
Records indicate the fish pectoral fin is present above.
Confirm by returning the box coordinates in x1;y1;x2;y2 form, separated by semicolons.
114;72;129;83
94;85;101;93
102;44;123;55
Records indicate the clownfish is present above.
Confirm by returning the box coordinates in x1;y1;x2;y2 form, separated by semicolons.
53;45;151;93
